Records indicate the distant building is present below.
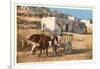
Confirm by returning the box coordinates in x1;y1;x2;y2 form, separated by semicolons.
41;16;69;32
68;16;76;21
41;16;87;34
80;19;92;29
41;17;55;31
80;19;92;33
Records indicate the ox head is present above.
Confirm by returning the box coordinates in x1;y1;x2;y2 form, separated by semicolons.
22;39;40;52
22;39;33;50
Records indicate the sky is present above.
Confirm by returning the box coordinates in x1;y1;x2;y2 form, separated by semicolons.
50;7;93;20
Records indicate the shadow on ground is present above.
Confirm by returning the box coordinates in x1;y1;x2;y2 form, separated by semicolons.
71;49;92;54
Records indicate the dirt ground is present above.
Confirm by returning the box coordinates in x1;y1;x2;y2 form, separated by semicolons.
17;34;92;63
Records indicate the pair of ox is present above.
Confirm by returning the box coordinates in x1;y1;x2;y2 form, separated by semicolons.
22;34;59;57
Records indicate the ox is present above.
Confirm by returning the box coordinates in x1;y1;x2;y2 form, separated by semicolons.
22;33;61;57
22;34;52;57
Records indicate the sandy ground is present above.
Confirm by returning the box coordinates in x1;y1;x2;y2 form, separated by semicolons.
17;34;92;63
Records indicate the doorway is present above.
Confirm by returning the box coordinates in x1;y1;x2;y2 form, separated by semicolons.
66;24;68;31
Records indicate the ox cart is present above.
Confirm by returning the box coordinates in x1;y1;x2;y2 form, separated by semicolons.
58;33;73;54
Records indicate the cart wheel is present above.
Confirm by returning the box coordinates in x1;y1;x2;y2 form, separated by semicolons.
64;41;72;54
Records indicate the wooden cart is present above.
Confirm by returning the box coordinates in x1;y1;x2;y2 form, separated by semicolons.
59;33;73;54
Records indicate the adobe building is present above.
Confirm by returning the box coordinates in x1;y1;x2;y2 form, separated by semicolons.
41;16;87;34
80;19;92;33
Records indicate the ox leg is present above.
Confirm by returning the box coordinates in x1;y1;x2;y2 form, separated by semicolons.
39;49;42;57
46;48;48;56
52;46;55;55
57;46;59;54
55;45;58;55
43;49;46;54
31;44;36;54
32;47;37;54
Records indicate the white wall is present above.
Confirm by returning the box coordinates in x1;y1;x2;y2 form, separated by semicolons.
41;17;55;31
80;19;92;29
68;16;76;20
